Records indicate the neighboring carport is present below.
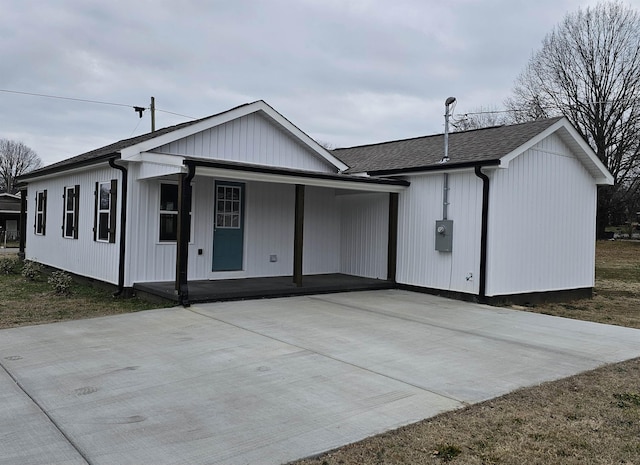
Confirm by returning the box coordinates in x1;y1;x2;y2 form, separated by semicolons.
2;290;640;465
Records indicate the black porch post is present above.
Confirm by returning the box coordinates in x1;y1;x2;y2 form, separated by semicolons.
18;188;27;260
387;192;399;282
293;184;305;287
175;164;195;306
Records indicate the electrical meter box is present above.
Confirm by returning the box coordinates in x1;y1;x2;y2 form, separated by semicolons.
435;220;453;252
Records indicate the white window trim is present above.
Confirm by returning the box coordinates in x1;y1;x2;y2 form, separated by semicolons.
63;186;76;239
96;181;111;243
35;190;46;236
157;181;195;245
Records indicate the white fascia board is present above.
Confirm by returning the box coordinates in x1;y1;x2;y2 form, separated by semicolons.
195;166;406;193
138;152;185;166
255;102;349;172
119;100;349;172
119;103;264;159
17;161;113;183
499;119;567;167
557;123;614;185
499;118;614;185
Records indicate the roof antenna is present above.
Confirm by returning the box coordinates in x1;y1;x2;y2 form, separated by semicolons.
440;96;456;164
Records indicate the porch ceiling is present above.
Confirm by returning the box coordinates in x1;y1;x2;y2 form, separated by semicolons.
186;159;409;193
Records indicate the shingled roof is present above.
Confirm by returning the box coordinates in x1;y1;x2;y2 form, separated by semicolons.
332;117;565;174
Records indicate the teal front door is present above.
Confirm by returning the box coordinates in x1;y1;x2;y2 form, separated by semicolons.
212;181;245;271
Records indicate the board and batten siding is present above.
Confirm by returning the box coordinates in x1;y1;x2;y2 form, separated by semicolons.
339;192;389;279
396;171;483;294
154;112;335;173
303;187;341;274
486;133;597;296
126;176;351;284
25;166;122;284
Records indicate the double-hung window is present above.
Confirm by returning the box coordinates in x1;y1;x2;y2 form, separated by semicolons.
159;183;192;242
159;183;179;241
63;185;80;239
94;180;117;243
35;190;47;235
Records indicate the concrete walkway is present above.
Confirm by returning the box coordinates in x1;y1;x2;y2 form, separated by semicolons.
2;290;640;465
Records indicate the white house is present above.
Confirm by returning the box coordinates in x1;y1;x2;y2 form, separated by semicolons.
17;100;613;305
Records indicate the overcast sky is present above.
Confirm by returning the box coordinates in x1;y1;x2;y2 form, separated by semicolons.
2;0;640;167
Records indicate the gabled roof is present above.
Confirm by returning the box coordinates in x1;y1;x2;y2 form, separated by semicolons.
332;117;565;174
331;116;613;185
19;100;348;182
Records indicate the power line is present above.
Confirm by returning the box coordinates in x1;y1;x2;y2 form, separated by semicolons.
459;97;640;117
155;108;196;119
0;88;198;127
0;88;136;108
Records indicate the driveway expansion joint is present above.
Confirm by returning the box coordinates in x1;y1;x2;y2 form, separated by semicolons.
186;305;466;406
0;359;92;465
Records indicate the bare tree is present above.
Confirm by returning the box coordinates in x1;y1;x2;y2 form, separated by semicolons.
451;106;509;131
0;139;42;194
505;1;640;238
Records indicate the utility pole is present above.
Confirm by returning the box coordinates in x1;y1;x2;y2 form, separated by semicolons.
150;96;156;132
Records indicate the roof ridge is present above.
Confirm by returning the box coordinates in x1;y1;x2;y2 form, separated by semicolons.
333;116;565;152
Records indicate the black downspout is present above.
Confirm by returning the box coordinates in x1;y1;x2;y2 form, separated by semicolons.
474;165;490;303
176;162;196;306
109;158;128;296
18;188;27;260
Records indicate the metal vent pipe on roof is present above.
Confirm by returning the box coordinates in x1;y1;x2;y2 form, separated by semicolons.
442;97;456;219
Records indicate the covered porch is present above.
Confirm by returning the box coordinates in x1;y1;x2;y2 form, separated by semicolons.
134;273;394;303
131;157;408;306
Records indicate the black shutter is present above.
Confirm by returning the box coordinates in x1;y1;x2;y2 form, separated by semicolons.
73;185;80;239
42;190;47;235
109;179;117;243
93;182;98;241
61;188;66;237
33;194;37;234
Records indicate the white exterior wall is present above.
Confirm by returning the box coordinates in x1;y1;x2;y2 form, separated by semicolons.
303;187;341;274
486;133;597;296
25;166;122;284
396;171;483;294
339;193;389;279
155;113;335;173
127;177;349;284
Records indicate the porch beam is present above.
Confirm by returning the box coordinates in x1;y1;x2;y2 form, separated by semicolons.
293;184;305;287
387;192;399;282
192;165;408;193
175;165;195;306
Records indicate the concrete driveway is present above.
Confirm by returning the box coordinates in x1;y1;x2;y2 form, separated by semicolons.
2;290;640;465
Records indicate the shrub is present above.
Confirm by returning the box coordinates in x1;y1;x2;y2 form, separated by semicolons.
21;260;43;281
0;257;16;274
48;270;73;296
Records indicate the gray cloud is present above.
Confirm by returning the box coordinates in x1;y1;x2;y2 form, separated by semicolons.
2;0;638;165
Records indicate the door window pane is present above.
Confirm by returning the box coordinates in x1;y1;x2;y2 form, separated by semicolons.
215;186;241;229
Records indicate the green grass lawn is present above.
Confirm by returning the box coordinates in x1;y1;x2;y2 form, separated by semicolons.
0;255;162;329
